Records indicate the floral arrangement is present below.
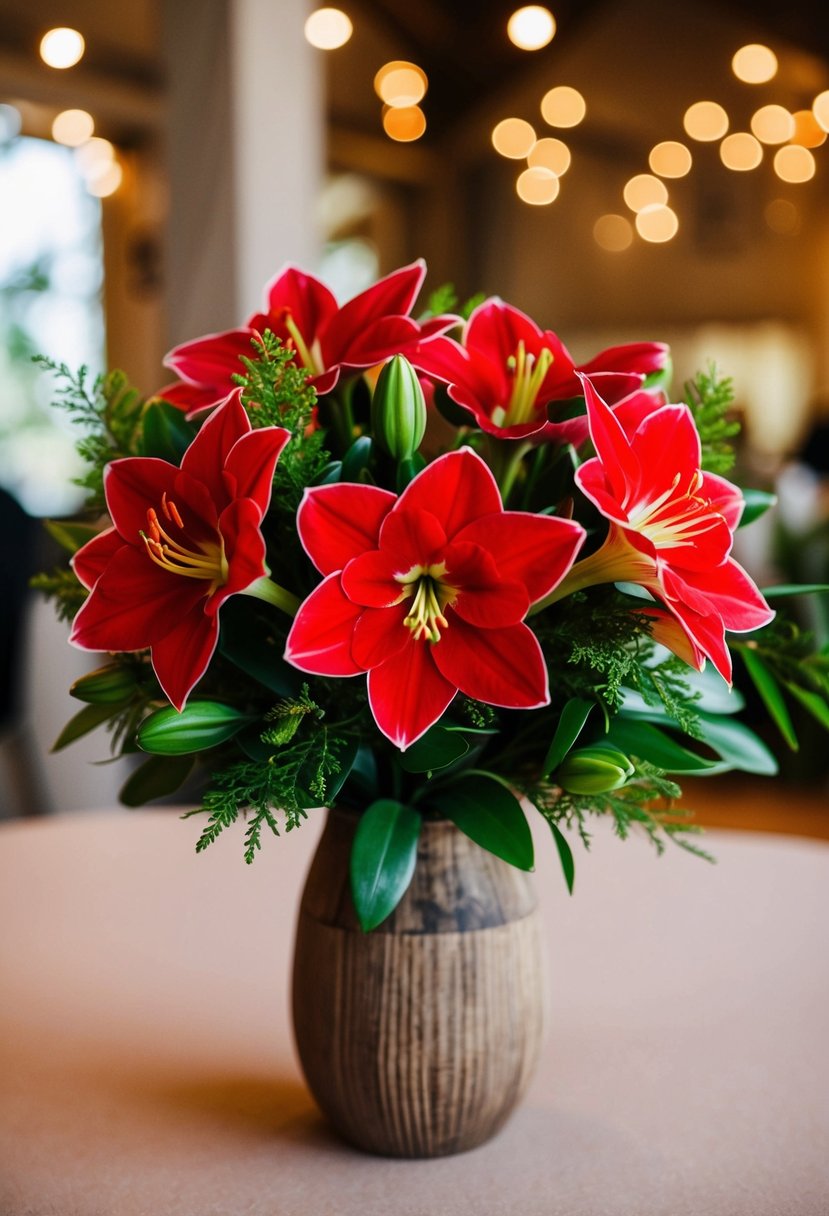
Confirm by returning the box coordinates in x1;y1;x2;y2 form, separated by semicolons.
36;259;829;929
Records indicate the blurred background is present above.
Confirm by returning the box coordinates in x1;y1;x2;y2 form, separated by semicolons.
1;0;827;820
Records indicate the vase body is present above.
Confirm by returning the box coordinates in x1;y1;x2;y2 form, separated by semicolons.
292;807;547;1158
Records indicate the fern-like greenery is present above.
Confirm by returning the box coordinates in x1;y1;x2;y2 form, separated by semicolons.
683;365;740;475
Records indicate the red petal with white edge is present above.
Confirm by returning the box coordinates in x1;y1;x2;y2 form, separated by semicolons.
441;542;529;627
453;512;585;605
351;603;410;669
701;472;744;531
163;328;255;386
341;550;406;608
284;574;364;676
334;316;425;370
434;617;549;708
71;527;125;590
633;606;706;671
578;374;641;507
214;498;269;608
260;264;338;342
626;404;701;502
69;545;206;653
298;483;396;575
608;389;666;435
150;602;219;711
378;508;446;571
579;341;669;378
409;336;483;400
397;448;502;541
575;460;632;527
321;261;425;366
104;457;179;546
180;390;251;508
658;571;733;684
224;425;290;514
368;637;456;749
157;381;227;414
678;558;774;634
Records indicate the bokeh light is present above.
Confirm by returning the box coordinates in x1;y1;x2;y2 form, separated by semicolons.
39;27;85;69
648;140;692;178
764;198;800;235
683;101;729;141
719;132;762;171
540;86;585;128
375;62;427;107
304;8;353;50
74;137;115;180
773;144;815;183
593;214;633;252
791;109;826;148
516;166;560;204
527;136;570;175
635;204;679;243
731;43;777;84
382;105;426;142
814;90;829;132
623;174;668;212
51;109;95;147
507;6;556;50
750;104;794;145
492;117;536;158
87;161;123;198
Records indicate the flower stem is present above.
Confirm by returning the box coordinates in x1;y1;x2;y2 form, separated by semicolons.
529;529;655;615
243;576;301;616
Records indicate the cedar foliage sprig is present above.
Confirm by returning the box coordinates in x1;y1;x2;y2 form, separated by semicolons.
29;566;88;623
683;365;740;475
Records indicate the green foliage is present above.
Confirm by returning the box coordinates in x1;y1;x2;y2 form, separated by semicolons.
732;614;829;744
424;283;458;316
350;799;421;931
29;566;87;623
682;365;740;475
428;774;534;871
261;685;323;745
137;701;254;755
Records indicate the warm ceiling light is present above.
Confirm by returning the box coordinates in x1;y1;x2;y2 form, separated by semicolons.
51;108;94;147
683;101;729;141
593;213;633;252
635;204;679;243
813;90;829;132
382;105;426;142
791;109;827;148
773;144;815;183
648;140;692;178
375;63;427;107
719;132;762;171
750;104;795;145
0;103;22;143
507;6;556;51
304;8;352;50
492;117;536;158
764;198;800;235
527;136;570;175
540;86;585;128
731;43;777;84
87;160;123;198
623;173;668;212
39;27;85;69
516;166;560;204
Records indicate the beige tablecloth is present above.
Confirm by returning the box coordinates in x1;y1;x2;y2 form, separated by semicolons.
1;807;827;1215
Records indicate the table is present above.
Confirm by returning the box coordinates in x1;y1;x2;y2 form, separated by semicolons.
1;807;828;1215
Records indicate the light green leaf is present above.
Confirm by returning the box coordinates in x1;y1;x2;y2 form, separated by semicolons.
543;697;594;777
350;800;421;932
695;711;778;775
44;519;102;554
429;775;534;871
761;584;829;598
783;682;829;730
52;703;116;752
549;821;575;894
739;648;798;750
739;489;776;527
606;718;719;773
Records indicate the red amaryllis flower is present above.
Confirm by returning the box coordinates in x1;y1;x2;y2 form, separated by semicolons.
549;376;773;684
411;296;669;444
161;260;456;415
70;391;291;710
284;448;585;749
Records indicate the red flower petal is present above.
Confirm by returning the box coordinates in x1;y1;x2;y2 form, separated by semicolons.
658;569;734;684
297;483;396;575
626;404;701;505
214;498;269;607
70;545;206;653
321;261;425;367
351;603;411;669
452;512;585;605
224;424;291;514
163;328;255;387
579;341;669;379
579;374;641;506
156;381;226;414
284;573;364;676
260;264;339;343
701;472;745;531
104;457;179;547
441;542;529;627
378;507;446;571
434;617;549;709
71;527;125;590
677;559;774;635
150;602;219;711
341;550;406;608
367;636;456;749
332;316;424;371
397;448;502;541
180;389;251;508
633;607;706;672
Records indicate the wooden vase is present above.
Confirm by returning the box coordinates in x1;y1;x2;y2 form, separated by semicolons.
292;806;547;1158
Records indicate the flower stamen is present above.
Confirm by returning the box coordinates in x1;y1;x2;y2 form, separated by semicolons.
140;503;228;589
499;342;554;427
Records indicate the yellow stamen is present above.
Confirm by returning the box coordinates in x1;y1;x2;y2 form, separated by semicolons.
282;312;321;376
140;504;227;590
395;562;457;643
627;472;720;549
502;342;554;427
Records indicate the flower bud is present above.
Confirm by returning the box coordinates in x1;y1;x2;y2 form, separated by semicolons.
371;355;427;461
70;664;137;705
137;701;254;755
556;746;633;795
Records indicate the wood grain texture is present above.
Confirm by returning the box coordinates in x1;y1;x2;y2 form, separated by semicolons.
292;808;547;1158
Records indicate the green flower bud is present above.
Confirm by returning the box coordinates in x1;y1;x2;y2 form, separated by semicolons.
137;701;254;755
371;355;427;461
557;746;632;795
70;664;137;705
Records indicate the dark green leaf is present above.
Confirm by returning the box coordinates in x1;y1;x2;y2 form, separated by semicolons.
137;701;254;755
739;489;776;527
396;452;426;492
341;435;373;482
219;600;299;695
44;519;101;554
348;746;379;799
783;682;829;730
120;755;194;807
543;697;594;776
606;719;719;773
312;460;343;485
350;799;421;931
549;821;575;894
739;647;798;750
52;702;117;751
140;400;195;463
429;775;534;871
398;726;469;773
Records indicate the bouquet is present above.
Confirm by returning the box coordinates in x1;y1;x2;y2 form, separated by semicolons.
35;259;829;930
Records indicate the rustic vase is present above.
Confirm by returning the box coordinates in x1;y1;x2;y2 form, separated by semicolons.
292;806;547;1158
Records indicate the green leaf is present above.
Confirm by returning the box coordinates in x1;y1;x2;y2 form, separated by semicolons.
739;488;776;527
219;600;300;695
606;718;719;773
140;400;195;463
695;711;778;775
137;701;254;755
396;452;426;492
398;726;469;773
43;519;101;554
350;800;421;931
120;755;194;807
543;697;594;776
739;648;798;750
341;435;373;482
761;584;829;598
51;702;117;751
295;734;359;808
312;460;343;485
429;775;534;871
783;682;829;730
349;746;379;799
549;821;575;894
